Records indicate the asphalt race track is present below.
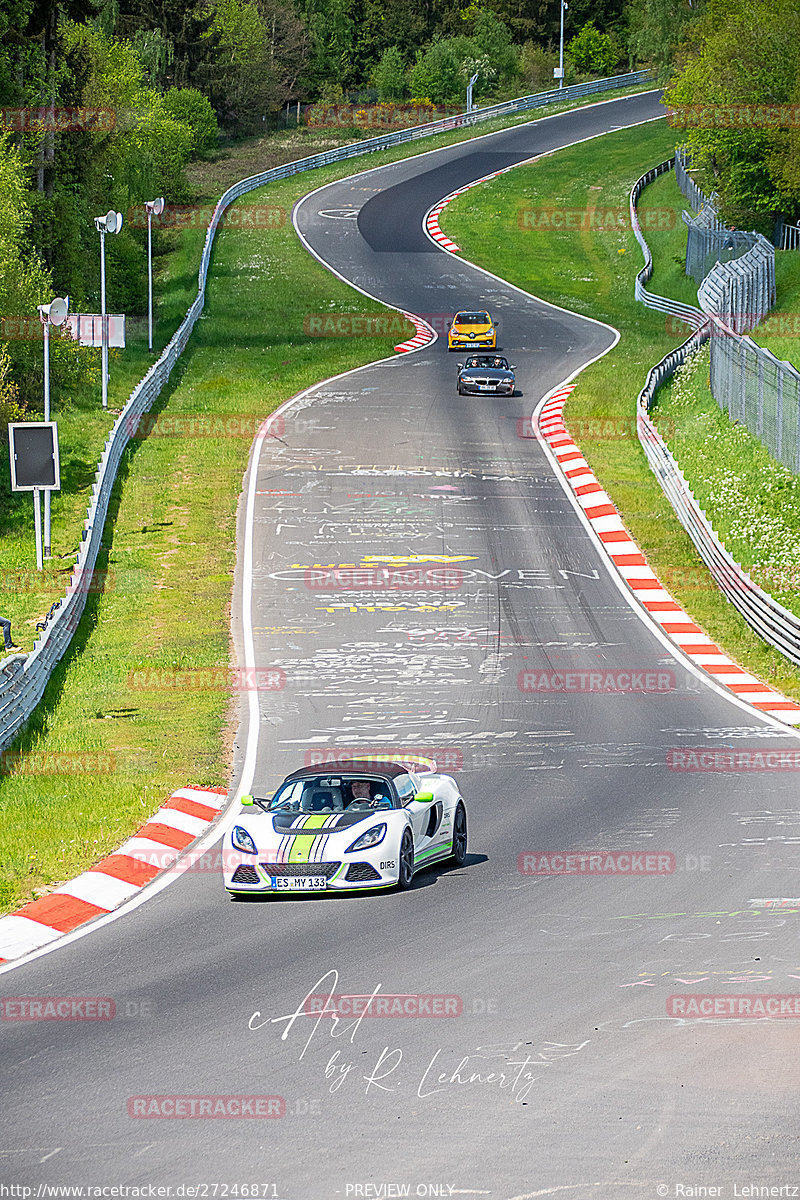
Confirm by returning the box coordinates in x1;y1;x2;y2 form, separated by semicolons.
3;92;800;1197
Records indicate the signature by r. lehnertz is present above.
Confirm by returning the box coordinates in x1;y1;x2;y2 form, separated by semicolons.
248;969;589;1102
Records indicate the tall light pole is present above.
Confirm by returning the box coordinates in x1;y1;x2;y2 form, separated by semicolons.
94;209;123;408
558;0;568;89
37;295;69;558
144;197;165;352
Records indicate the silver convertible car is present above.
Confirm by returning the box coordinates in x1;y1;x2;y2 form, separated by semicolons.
456;355;516;395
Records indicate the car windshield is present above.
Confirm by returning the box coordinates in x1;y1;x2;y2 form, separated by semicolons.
463;356;509;370
454;312;489;325
268;775;395;814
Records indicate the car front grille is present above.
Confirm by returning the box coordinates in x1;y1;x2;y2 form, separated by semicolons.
463;377;511;387
345;862;382;882
231;865;260;884
260;862;341;879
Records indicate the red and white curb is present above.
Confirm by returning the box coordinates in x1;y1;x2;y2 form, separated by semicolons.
538;389;800;726
394;312;435;353
424;166;517;255
0;786;227;963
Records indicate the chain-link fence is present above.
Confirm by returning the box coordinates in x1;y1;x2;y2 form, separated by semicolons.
697;237;776;333
676;148;769;286
707;331;800;473
673;149;800;475
632;164;800;670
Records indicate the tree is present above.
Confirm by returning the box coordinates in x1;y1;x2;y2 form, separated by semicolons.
625;0;705;81
409;40;461;104
161;87;218;155
468;8;519;93
196;0;307;128
296;0;357;95
0;127;84;408
663;0;800;226
519;41;559;93
372;45;407;100
567;21;618;76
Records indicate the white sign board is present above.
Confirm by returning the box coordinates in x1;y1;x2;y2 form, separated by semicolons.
64;313;125;348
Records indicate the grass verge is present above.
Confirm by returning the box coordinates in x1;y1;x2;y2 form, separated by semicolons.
440;121;800;703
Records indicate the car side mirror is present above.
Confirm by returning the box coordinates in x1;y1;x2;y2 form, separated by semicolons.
240;794;254;807
510;365;517;370
414;791;436;803
456;362;463;368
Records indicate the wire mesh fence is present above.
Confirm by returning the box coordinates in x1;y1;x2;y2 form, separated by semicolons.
697;237;776;333
631;163;800;669
673;148;799;475
707;330;800;473
676;148;769;286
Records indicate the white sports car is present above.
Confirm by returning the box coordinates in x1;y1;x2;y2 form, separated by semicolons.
224;757;467;896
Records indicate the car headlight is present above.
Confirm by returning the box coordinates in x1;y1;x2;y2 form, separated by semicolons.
461;376;477;383
486;328;495;336
346;823;387;853
232;825;257;854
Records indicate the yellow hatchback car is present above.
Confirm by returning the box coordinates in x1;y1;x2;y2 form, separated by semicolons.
447;310;497;351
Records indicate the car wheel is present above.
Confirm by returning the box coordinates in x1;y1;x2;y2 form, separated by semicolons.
397;829;415;889
457;384;463;394
450;803;467;866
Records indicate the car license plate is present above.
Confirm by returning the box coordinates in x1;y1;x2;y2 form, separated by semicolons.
478;384;493;391
271;876;326;890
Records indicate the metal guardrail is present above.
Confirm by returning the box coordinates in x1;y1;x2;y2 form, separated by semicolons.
0;70;656;754
630;157;708;332
631;163;800;668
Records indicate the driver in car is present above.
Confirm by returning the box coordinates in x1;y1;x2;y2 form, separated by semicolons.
347;779;387;809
